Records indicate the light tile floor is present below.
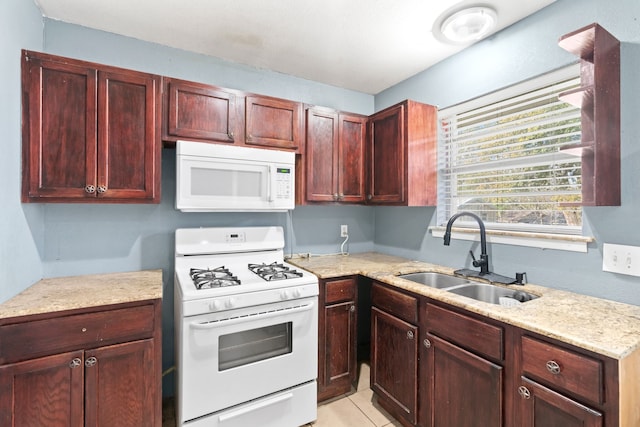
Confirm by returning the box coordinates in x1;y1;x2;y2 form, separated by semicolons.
163;362;401;427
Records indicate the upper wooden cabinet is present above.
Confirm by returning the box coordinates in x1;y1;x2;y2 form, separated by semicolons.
21;50;161;203
162;77;241;144
245;95;304;152
367;100;437;206
558;23;620;206
305;107;367;203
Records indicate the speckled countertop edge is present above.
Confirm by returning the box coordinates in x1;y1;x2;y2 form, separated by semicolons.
288;252;640;360
0;269;163;320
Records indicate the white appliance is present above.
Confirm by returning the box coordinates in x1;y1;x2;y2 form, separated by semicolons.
174;226;318;427
176;141;295;212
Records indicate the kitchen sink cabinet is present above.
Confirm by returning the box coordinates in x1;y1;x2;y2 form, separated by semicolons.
21;50;161;203
162;77;242;145
366;100;437;206
0;300;162;427
370;282;419;426
245;95;304;152
305;107;367;203
317;276;358;402
422;303;505;427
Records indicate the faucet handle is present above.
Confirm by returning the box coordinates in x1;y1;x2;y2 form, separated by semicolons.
469;250;481;267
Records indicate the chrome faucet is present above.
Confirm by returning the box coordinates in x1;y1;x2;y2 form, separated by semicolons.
443;212;490;275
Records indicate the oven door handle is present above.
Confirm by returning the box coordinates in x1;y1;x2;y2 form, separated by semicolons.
189;301;315;329
218;391;294;422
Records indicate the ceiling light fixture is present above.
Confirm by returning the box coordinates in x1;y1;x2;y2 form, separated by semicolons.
437;6;498;45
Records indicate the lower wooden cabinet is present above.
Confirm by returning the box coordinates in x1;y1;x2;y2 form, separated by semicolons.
424;333;503;427
0;300;161;427
371;282;419;426
318;277;357;401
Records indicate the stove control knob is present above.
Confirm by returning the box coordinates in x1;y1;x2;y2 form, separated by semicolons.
225;298;236;309
209;300;222;311
280;290;290;300
292;289;302;298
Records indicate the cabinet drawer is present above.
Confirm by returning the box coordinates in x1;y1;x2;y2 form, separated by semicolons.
372;282;418;324
427;304;503;361
521;336;603;404
0;304;155;364
324;278;356;304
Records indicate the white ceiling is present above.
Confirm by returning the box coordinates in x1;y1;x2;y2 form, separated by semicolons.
34;0;556;94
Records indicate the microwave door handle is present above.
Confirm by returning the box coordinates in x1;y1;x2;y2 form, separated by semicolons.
268;165;275;202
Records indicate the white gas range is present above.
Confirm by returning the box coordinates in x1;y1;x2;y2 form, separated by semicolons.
174;226;318;427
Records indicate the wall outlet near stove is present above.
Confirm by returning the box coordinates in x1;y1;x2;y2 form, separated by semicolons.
603;243;640;277
340;225;349;237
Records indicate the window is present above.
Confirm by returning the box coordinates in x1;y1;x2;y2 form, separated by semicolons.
438;66;583;235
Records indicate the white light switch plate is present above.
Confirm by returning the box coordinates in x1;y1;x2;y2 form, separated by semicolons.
603;243;640;277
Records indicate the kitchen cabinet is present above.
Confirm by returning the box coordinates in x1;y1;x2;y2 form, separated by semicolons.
558;23;620;206
515;333;620;427
305;107;367;203
245;95;304;152
367;100;437;206
162;77;241;145
317;276;357;401
0;300;162;426
370;282;419;426
21;50;161;203
422;303;504;427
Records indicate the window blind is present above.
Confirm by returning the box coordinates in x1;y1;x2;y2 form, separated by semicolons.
438;70;582;233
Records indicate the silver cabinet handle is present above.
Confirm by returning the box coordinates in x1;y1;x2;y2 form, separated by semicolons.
367;194;373;200
349;305;355;312
69;358;82;368
518;386;531;399
85;356;97;367
85;185;96;194
334;193;339;200
546;360;561;375
97;185;107;194
407;330;414;339
423;338;431;348
228;132;234;140
339;193;344;200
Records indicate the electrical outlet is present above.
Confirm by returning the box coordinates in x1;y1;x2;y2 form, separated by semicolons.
340;224;348;237
603;243;640;277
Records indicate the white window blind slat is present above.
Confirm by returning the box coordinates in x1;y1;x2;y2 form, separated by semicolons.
438;67;582;232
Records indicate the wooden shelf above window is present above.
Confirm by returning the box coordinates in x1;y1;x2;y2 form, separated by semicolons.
558;23;620;206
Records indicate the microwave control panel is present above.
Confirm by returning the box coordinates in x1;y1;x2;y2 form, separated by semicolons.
275;167;293;199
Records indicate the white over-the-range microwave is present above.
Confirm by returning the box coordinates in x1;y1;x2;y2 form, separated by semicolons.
176;140;295;212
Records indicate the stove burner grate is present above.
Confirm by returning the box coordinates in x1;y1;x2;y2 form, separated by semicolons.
190;267;241;289
248;262;304;281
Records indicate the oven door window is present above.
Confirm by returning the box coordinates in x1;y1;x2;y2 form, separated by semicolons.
219;322;292;371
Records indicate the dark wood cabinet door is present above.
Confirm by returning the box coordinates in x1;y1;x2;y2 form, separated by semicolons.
519;378;603;427
98;70;160;202
338;114;366;203
319;300;356;401
84;339;158;427
164;78;238;143
0;350;84;427
306;108;339;202
371;307;418;425
22;54;97;201
425;333;503;427
245;95;303;151
367;104;405;203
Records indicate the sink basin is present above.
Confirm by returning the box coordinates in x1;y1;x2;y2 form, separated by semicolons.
447;283;538;305
399;272;470;289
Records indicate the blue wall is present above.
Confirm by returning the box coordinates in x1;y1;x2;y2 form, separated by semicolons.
2;0;639;398
0;0;45;302
374;0;640;305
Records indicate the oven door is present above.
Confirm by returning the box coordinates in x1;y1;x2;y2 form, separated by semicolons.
177;296;318;423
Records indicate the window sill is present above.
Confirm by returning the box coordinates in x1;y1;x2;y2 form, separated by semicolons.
429;226;594;253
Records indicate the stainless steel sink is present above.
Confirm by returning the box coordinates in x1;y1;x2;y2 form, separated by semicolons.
447;283;538;305
399;272;470;289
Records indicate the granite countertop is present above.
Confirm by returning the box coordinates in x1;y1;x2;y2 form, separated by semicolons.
288;252;640;360
0;269;163;321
